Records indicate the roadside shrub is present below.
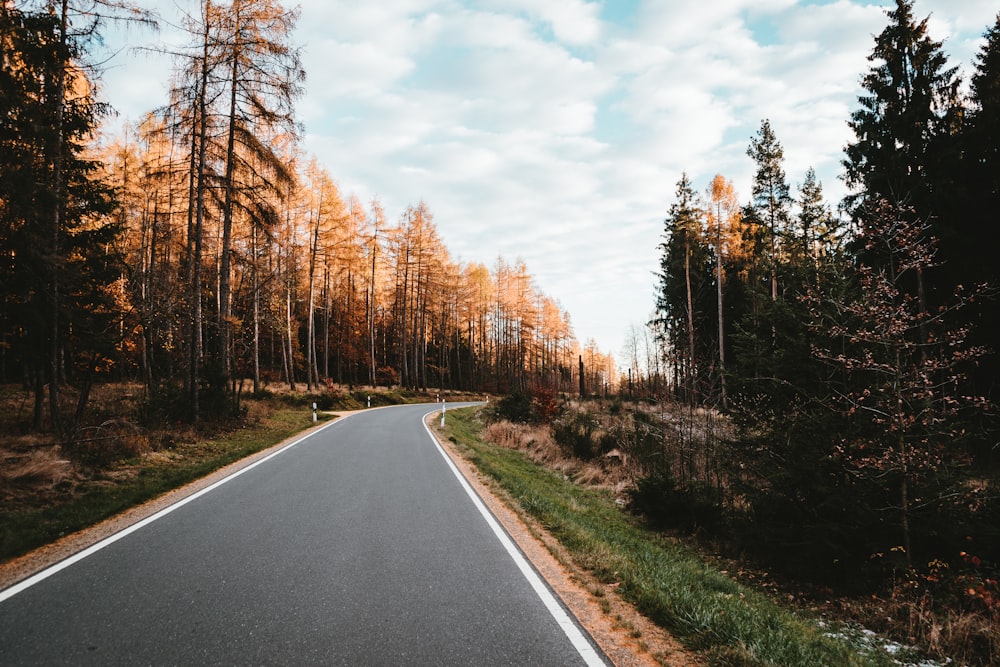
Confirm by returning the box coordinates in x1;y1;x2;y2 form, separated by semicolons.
483;421;522;448
628;472;723;533
66;419;150;467
491;389;535;423
614;409;663;477
530;385;561;423
552;409;601;460
0;448;74;490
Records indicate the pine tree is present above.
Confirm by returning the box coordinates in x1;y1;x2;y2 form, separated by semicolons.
842;0;961;216
746;119;792;302
956;12;1000;428
730;121;795;387
656;174;713;405
0;2;124;433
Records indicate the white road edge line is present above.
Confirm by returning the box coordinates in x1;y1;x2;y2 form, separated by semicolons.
0;415;349;604
423;407;608;667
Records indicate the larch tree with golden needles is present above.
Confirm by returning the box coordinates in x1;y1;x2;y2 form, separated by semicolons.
214;0;303;389
706;174;739;408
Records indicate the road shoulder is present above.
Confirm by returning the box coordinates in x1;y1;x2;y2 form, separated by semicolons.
425;411;699;667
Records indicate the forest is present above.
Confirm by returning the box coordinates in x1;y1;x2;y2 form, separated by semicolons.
0;0;616;434
636;0;999;656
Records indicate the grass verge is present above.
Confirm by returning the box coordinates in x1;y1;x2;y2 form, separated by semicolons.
442;407;893;667
0;407;325;563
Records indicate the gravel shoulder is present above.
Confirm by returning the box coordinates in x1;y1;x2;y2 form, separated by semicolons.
425;412;700;667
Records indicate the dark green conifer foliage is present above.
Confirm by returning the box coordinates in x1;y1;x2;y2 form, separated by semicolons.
746;119;792;302
655;174;715;405
843;0;961;215
731;120;803;389
0;3;121;433
957;13;1000;429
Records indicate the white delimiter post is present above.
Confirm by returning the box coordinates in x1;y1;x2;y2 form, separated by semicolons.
440;400;446;427
311;402;317;422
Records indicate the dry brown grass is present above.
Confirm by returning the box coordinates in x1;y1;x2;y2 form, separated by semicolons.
482;417;632;496
482;421;524;449
0;447;74;491
842;591;1000;666
66;420;151;466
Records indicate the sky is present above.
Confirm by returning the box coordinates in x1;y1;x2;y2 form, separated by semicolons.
95;0;998;361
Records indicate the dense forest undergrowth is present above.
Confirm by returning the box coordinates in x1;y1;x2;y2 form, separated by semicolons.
484;390;999;667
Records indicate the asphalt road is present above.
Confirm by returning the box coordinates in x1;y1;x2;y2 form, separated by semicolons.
0;403;606;666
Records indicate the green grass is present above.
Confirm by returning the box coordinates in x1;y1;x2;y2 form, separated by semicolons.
0;408;325;563
442;407;893;667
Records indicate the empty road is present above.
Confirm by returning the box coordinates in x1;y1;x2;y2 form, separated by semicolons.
0;403;606;666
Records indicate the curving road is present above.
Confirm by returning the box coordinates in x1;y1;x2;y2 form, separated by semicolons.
0;403;606;666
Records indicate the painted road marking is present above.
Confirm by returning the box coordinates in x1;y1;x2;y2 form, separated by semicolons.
423;408;608;667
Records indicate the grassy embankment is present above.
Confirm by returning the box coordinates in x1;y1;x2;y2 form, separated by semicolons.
441;406;894;667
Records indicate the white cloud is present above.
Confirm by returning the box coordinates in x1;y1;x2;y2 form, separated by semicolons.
480;0;603;45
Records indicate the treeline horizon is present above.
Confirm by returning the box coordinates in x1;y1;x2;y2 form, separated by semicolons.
0;0;616;432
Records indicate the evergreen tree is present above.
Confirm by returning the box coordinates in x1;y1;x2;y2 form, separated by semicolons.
957;13;1000;427
730;121;798;387
795;168;843;289
842;0;961;216
970;14;1000;194
746;119;792;302
655;174;714;405
0;2;121;433
810;199;991;567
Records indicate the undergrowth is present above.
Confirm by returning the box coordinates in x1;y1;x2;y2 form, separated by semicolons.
441;406;893;667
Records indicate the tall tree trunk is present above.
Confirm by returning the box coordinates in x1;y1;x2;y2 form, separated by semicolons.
285;268;296;391
715;208;727;410
399;245;410;388
188;15;212;422
218;26;242;387
345;270;353;389
323;263;330;380
684;242;696;405
144;200;159;396
306;207;320;391
251;222;261;393
47;0;71;437
368;228;378;386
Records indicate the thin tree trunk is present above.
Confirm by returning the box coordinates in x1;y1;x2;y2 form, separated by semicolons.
189;16;211;422
306;207;320;391
323;263;330;380
251;222;260;393
218;25;242;386
46;0;72;437
285;270;296;391
145;200;159;396
368;228;378;386
685;242;696;405
715;207;727;410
